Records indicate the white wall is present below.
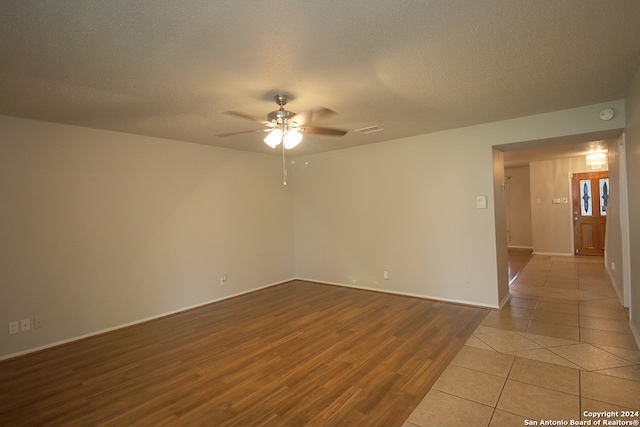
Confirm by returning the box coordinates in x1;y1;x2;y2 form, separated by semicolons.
529;157;601;255
291;100;626;308
505;166;533;248
0;116;295;359
604;137;627;306
625;66;640;344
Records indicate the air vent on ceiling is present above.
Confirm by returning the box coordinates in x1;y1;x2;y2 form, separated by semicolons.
354;125;385;134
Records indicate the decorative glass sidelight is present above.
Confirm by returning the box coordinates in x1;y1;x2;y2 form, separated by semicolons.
600;178;609;216
580;179;592;216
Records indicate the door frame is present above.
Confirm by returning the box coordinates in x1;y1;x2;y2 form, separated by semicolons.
619;134;631;307
570;170;608;256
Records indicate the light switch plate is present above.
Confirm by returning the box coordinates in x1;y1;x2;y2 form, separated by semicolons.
476;195;487;209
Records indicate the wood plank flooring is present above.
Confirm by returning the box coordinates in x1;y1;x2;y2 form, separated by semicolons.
0;281;488;426
508;248;533;284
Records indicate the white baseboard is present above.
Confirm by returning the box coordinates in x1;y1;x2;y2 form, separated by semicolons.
499;292;512;309
507;246;533;250
295;277;499;309
532;252;574;257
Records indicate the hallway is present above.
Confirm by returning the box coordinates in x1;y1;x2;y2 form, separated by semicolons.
404;255;640;426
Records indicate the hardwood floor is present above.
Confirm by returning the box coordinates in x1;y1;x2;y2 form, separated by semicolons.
508;248;533;284
0;281;488;426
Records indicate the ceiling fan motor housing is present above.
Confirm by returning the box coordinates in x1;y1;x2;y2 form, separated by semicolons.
268;95;295;125
267;109;296;125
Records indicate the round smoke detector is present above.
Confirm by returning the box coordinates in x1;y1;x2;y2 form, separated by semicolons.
599;108;615;121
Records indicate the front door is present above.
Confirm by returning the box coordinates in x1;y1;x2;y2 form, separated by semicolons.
571;171;608;256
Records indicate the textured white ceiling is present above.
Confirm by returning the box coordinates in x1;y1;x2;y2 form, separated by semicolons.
1;1;639;157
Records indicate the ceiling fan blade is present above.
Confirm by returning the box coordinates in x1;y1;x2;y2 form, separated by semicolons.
290;107;337;126
216;129;270;137
299;125;348;136
224;111;271;125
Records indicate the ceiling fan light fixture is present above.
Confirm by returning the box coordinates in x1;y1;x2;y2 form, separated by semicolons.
283;128;303;149
264;128;283;148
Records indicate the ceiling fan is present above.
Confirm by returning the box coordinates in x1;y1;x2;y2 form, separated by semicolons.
217;94;348;150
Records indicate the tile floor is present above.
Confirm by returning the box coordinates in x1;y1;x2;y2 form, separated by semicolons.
403;255;640;427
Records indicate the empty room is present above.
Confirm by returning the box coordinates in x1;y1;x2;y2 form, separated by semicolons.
2;2;640;426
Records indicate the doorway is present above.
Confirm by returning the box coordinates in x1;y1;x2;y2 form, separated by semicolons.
571;171;608;256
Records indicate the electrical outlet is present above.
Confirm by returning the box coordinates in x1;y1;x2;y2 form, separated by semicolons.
21;318;31;331
34;316;43;329
383;270;389;280
220;274;227;285
9;321;19;335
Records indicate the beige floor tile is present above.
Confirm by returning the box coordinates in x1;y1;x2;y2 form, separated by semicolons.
578;277;611;287
580;328;640;351
580;297;622;311
405;255;638;426
534;300;579;314
547;267;579;275
497;379;580;421
544;280;579;290
452;346;514;377
516;331;578;348
516;269;549;277
580;303;629;321
564;288;594;299
578;266;609;275
531;309;578;327
497;306;533;320
508;357;579;395
506;348;581;369
550;264;580;272
512;278;545;288
488;409;528;427
547;268;579;277
464;336;495;351
406;389;494;427
592;345;640;364
579;289;619;300
512;278;545;287
508;297;538;310
580;281;614;293
510;285;557;298
547;274;579;282
481;312;529;332
581;371;640;409
474;325;506;334
580;315;633;334
526;320;579;341
537;295;580;304
581;397;637;418
432;365;506;407
555;288;594;300
549;343;632;371
579;276;613;285
578;283;619;295
475;331;541;353
550;259;581;267
593;365;640;382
